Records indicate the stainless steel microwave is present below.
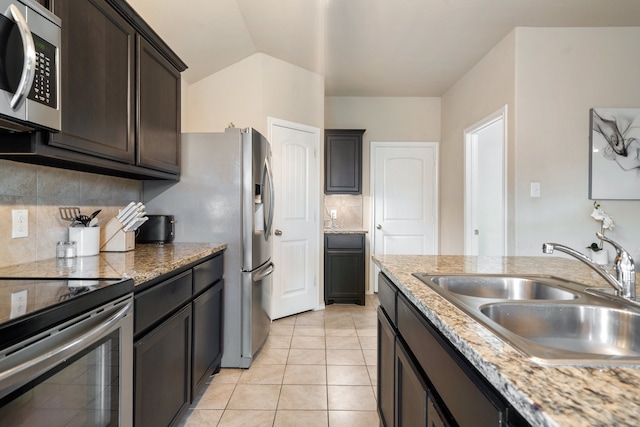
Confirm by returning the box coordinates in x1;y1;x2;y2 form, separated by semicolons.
0;0;60;132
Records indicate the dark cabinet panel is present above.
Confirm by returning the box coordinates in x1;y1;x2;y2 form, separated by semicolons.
134;304;192;427
51;0;135;162
325;129;364;194
192;280;224;400
137;36;181;173
324;233;365;305
133;254;225;427
378;308;396;427
396;340;429;427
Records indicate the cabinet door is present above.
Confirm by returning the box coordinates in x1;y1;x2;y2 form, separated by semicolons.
324;234;365;305
378;308;396;427
137;36;181;174
51;0;135;162
135;305;192;427
325;130;364;194
192;280;224;400
396;340;428;427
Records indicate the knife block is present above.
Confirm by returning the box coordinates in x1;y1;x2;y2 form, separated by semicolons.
100;217;135;252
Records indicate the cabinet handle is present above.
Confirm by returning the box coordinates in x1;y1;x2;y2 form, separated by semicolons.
275;229;282;236
376;224;382;230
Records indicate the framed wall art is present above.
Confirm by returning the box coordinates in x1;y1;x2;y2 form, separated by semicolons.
589;108;640;200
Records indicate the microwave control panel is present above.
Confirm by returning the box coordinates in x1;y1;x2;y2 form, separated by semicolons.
27;33;57;109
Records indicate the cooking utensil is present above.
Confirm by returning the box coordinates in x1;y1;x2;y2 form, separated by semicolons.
59;207;81;221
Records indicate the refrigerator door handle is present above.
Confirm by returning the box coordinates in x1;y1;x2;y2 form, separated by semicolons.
253;262;275;282
263;158;275;238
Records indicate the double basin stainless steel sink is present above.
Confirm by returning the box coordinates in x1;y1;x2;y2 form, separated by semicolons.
412;273;640;365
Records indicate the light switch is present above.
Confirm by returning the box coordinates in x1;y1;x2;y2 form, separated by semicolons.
530;182;541;198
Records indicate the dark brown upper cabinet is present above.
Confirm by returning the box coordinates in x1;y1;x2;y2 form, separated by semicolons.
325;129;365;194
51;0;136;164
0;0;187;180
137;36;181;174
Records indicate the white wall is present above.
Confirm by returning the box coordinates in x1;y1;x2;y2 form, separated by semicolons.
514;27;640;258
186;53;324;134
441;27;640;259
441;31;516;254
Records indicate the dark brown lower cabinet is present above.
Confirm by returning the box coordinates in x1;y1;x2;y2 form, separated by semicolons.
396;340;429;427
324;233;365;305
192;280;224;399
377;272;528;427
378;308;396;427
134;305;192;427
134;253;225;427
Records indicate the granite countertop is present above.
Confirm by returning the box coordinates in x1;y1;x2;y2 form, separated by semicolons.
323;229;368;234
0;242;227;286
373;254;640;427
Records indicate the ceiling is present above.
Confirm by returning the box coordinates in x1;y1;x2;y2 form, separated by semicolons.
127;0;640;97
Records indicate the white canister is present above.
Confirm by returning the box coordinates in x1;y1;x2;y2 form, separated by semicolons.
69;227;101;256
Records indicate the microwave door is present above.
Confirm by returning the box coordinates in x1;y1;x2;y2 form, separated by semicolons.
0;4;35;118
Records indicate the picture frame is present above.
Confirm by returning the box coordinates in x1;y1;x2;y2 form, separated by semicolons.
589;108;640;200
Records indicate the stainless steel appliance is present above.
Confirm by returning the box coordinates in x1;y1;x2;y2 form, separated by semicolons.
0;277;134;426
143;127;275;368
0;0;61;132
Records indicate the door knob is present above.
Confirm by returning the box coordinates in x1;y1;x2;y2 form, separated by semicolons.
275;229;283;236
376;224;382;230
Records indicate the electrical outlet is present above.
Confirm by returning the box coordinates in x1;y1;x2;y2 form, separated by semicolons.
10;290;27;319
330;209;337;219
12;209;28;238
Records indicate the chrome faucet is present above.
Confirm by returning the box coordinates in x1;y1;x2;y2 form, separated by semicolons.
542;232;636;300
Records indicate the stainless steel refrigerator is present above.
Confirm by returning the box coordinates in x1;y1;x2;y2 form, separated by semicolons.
143;127;274;368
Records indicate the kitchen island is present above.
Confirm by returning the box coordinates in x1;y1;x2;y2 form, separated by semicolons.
374;254;640;427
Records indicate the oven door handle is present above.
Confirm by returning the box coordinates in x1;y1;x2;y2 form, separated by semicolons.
0;300;132;394
5;4;36;110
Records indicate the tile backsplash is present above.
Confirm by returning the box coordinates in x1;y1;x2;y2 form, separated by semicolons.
324;194;363;230
0;160;141;268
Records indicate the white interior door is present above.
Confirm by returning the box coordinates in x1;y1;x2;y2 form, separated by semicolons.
464;106;507;256
371;142;439;291
268;118;319;320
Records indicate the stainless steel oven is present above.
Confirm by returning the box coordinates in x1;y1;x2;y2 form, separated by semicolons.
0;278;133;427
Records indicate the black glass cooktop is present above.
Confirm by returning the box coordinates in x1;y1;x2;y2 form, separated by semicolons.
0;277;134;350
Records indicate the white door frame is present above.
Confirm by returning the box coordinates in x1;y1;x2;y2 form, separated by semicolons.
463;106;508;256
267;117;321;315
370;141;440;292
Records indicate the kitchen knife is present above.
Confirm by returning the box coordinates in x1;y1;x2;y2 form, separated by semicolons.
117;202;136;220
120;203;143;225
123;207;145;228
124;216;148;232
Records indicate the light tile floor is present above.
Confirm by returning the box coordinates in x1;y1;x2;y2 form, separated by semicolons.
179;294;381;427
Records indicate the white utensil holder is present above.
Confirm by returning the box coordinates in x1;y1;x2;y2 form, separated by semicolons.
100;217;135;252
69;226;101;256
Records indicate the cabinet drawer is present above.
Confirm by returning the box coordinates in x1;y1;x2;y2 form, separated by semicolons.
193;255;224;295
378;273;397;326
397;293;504;426
325;233;364;250
135;270;192;334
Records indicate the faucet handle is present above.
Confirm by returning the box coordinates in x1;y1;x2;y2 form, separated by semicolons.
596;232;632;259
596;232;636;299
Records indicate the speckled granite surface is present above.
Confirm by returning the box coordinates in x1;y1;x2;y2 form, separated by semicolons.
323;229;368;234
0;243;227;285
373;254;640;427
